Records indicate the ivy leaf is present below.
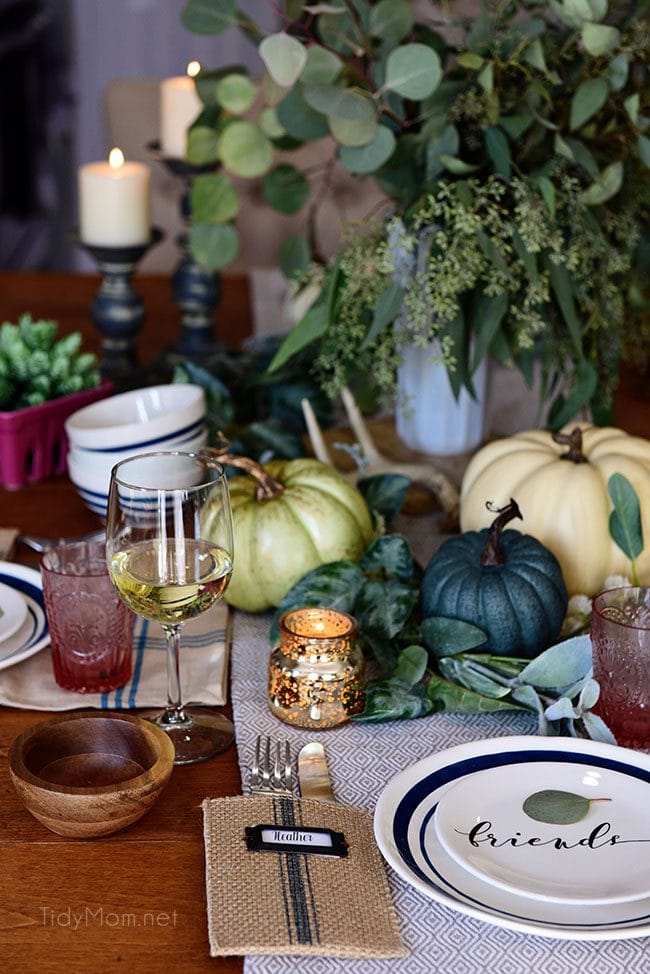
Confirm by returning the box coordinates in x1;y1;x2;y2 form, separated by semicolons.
354;645;436;723
355;578;417;640
269;560;365;644
608;472;644;562
395;643;428;684
356;474;410;521
354;675;436;722
523;789;594;824
570;77;608;131
421;617;488;659
384;44;442;100
359;534;415;583
259;33;308;88
263;165;310;214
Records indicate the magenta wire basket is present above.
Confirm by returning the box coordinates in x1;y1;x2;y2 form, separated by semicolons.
0;380;113;491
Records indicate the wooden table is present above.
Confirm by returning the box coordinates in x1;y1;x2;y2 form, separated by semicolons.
1;271;649;973
0;271;251;974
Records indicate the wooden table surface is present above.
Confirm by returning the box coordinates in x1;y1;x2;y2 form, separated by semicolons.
0;271;252;974
1;271;649;973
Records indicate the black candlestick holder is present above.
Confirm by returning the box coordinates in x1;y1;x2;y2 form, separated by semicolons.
77;228;164;387
148;141;222;364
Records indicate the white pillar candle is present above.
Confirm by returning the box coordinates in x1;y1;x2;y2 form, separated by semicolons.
160;62;202;159
78;148;151;247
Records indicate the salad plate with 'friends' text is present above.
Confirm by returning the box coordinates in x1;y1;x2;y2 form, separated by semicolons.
374;737;650;940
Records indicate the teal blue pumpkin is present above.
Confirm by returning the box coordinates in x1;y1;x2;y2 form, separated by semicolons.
421;499;568;658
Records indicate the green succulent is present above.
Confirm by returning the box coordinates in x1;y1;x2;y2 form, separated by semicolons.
0;314;100;411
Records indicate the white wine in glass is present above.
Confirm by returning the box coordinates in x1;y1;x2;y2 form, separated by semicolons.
106;451;234;765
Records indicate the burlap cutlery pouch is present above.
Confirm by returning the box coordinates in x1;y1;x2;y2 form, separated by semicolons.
202;794;406;959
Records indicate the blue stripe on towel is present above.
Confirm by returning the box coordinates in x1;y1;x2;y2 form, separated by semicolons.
128;619;149;708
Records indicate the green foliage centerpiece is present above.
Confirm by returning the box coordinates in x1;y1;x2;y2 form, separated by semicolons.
182;0;649;424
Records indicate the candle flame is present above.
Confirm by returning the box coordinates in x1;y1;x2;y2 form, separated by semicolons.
108;147;125;169
187;60;201;78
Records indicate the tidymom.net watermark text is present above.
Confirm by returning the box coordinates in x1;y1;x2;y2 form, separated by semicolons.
41;906;177;929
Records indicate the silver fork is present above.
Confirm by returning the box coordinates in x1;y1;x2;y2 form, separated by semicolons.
250;735;294;797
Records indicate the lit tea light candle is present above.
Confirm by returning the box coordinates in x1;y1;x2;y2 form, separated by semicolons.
78;148;151;247
268;607;364;729
160;61;202;159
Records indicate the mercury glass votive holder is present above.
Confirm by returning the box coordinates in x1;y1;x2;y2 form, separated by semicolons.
268;607;365;729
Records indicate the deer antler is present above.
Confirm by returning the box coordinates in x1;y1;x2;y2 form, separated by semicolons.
301;388;460;522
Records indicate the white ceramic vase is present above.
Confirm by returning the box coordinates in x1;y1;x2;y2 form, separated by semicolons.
395;342;487;455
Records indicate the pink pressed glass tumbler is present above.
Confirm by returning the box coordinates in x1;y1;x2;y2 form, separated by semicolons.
41;539;135;693
591;586;650;750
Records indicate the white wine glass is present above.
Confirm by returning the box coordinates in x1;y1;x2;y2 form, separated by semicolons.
105;451;234;765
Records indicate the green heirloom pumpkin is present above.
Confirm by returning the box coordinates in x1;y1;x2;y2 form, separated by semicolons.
203;451;373;613
421;500;568;658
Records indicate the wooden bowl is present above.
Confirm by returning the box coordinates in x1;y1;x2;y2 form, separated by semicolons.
8;712;175;838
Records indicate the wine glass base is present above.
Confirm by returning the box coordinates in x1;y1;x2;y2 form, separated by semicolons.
143;708;234;765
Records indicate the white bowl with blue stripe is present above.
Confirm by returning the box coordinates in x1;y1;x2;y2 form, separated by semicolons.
65;384;205;451
67;428;209;519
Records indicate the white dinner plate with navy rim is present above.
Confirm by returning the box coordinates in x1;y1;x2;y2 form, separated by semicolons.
374;736;650;940
0;580;28;643
0;562;50;671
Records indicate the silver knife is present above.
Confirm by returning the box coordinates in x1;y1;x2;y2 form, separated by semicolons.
297;742;336;803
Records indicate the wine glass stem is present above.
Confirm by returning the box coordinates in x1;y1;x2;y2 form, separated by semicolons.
161;623;189;726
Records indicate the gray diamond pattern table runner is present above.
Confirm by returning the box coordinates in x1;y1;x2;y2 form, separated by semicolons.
231;611;649;974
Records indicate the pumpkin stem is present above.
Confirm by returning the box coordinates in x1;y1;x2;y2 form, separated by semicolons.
552;427;588;464
481;499;523;566
204;440;284;502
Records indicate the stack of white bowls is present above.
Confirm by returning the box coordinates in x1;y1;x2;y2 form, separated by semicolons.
65;384;208;519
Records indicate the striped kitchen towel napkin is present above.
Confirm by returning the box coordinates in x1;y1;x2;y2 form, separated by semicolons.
0;600;230;710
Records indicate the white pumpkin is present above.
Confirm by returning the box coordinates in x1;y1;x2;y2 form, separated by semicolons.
460;424;650;595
